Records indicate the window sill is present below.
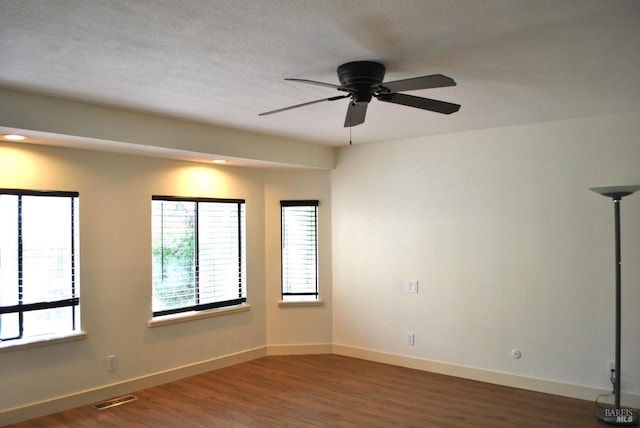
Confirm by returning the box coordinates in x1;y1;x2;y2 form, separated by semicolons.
0;331;87;353
278;299;325;308
148;303;251;327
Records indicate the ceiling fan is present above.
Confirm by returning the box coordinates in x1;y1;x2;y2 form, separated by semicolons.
259;61;460;127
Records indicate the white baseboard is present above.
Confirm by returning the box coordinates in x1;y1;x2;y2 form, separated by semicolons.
1;346;267;426
267;343;333;356
332;344;640;408
4;343;639;426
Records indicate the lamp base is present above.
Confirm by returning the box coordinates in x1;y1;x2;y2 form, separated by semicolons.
597;408;637;426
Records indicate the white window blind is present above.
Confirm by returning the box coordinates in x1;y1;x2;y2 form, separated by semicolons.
152;196;246;317
0;189;80;343
281;200;318;301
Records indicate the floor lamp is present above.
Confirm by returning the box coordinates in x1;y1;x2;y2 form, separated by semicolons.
590;185;639;426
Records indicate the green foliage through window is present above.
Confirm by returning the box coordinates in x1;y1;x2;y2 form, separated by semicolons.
152;197;246;317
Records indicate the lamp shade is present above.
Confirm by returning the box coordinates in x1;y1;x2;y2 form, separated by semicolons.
590;185;640;199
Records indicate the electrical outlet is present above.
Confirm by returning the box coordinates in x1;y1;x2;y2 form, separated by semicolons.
107;355;117;372
407;332;415;346
406;280;418;293
609;360;616;383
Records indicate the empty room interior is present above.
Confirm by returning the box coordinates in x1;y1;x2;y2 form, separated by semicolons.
1;1;639;426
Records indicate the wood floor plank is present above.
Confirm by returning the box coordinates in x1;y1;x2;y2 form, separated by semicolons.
7;354;609;427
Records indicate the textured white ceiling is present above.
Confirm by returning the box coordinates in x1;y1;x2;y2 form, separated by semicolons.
1;0;639;147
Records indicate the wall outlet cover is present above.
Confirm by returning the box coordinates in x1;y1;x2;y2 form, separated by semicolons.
406;280;418;293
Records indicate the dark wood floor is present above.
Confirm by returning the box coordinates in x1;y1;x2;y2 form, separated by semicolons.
10;354;609;427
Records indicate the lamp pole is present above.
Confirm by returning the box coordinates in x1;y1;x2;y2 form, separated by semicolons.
590;185;639;426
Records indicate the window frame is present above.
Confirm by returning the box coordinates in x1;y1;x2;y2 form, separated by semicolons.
0;188;80;344
151;195;247;318
280;200;319;302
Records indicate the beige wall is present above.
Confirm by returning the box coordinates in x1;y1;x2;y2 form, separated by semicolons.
331;111;640;406
0;87;336;169
264;170;333;348
0;143;331;421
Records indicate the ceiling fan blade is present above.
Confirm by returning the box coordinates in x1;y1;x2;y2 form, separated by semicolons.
344;102;367;127
380;74;456;93
377;93;460;114
285;78;347;90
259;95;349;116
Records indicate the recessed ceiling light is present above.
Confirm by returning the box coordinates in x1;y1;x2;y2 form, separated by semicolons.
2;134;27;141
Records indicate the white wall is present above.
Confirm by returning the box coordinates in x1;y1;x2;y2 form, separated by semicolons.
331;111;640;404
0;143;331;423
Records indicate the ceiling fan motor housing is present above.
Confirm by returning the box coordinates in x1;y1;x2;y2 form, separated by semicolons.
337;61;386;104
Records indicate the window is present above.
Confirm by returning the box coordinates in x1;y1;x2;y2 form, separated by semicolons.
151;196;246;317
0;189;80;343
281;200;318;301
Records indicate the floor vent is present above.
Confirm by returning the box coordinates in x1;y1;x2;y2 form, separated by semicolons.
93;394;138;410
